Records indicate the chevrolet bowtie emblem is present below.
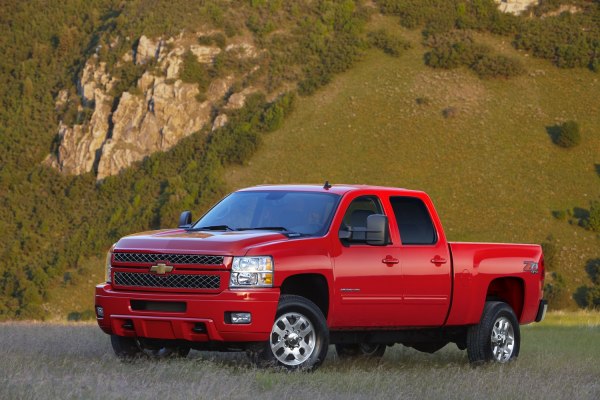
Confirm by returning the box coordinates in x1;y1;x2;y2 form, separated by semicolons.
150;263;173;274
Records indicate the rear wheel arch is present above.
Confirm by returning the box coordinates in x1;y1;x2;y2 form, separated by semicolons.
485;277;525;320
280;273;330;318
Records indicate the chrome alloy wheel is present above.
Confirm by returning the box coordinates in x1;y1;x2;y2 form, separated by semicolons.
490;316;515;362
270;312;316;366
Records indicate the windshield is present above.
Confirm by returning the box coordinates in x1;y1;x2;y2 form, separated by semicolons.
192;190;341;237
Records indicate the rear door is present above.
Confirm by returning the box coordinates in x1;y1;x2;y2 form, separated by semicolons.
389;196;451;326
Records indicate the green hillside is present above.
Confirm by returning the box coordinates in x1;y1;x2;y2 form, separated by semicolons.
1;0;600;319
225;19;600;309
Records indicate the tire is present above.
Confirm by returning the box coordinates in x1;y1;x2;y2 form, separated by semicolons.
111;335;190;359
335;343;386;359
249;294;329;370
467;301;520;364
111;335;142;359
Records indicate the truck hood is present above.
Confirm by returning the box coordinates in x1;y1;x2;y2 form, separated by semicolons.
114;229;288;256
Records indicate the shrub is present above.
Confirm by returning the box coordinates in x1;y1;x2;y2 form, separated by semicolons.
416;96;430;106
545;272;568;308
554;120;581;148
367;29;410;57
424;31;524;78
470;54;525;79
179;50;210;92
574;285;600;309
442;106;457;118
587;259;600;285
589;200;600;232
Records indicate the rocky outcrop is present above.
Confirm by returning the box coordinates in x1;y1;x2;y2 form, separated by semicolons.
494;0;539;15
48;32;261;179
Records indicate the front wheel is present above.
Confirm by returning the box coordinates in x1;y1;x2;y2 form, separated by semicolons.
249;295;329;370
111;335;190;359
467;301;520;364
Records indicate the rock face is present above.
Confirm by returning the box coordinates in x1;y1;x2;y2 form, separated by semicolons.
48;33;260;179
494;0;539;15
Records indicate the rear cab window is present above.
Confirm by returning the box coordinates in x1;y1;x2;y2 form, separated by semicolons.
390;196;437;245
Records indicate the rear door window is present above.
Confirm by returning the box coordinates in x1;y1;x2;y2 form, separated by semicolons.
390;197;437;245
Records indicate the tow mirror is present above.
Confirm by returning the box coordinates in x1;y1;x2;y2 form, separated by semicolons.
178;211;192;228
366;214;389;246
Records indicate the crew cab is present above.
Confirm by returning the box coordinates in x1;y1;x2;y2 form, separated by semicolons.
95;184;547;369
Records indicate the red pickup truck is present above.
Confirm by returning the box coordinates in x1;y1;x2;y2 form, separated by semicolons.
95;184;547;369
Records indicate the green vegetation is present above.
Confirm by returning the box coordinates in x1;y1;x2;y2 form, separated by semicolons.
1;320;599;398
423;31;525;78
367;29;410;57
1;0;600;319
553;120;582;148
0;0;368;320
574;259;600;310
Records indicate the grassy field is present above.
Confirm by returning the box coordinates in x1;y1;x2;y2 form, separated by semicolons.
225;18;600;305
1;313;598;399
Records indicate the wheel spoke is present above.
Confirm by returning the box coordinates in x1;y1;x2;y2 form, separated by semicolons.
271;340;285;353
272;325;286;338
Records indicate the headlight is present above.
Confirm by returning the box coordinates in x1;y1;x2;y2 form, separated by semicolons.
230;256;273;288
105;243;116;283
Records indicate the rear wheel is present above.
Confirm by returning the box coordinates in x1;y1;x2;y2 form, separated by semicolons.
467;301;520;364
249;295;329;370
335;343;386;359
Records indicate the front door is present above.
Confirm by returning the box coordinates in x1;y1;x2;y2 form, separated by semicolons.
331;195;403;328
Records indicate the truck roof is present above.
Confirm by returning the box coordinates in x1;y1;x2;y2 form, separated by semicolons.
237;184;427;197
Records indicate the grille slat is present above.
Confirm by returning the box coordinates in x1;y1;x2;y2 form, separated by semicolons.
114;272;221;289
114;253;223;265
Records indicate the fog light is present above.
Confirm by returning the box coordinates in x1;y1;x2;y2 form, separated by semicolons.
231;312;251;324
95;306;104;318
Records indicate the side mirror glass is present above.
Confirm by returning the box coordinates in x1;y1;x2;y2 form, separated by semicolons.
366;214;389;246
179;211;192;228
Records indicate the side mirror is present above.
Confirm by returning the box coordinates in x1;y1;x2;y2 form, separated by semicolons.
178;211;192;228
366;214;389;246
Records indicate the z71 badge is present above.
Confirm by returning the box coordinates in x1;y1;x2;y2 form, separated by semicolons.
523;261;539;274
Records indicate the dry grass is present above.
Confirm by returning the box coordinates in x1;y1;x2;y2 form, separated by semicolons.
1;317;599;399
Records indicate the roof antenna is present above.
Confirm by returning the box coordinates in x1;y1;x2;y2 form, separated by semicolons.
323;180;332;190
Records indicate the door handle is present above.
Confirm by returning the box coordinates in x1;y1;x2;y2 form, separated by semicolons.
430;256;447;265
382;256;399;265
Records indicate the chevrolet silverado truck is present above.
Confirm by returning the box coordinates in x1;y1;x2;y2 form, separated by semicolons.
95;184;547;369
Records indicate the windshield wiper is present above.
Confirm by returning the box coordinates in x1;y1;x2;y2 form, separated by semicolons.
188;225;234;232
237;226;288;231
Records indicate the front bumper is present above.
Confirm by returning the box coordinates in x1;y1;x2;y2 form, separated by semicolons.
95;284;279;342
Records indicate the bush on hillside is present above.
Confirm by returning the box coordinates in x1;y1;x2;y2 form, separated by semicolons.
424;31;524;78
554;120;581;148
589;200;600;232
470;54;525;79
179;50;211;93
367;29;410;57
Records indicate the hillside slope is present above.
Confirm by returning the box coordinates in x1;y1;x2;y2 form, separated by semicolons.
226;19;600;307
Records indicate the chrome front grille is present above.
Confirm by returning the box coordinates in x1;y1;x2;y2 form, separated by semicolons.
114;272;221;290
113;252;224;265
